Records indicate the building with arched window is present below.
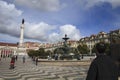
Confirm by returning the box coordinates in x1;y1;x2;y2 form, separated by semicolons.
79;29;120;54
0;42;18;57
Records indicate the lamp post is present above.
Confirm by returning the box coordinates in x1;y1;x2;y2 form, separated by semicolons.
89;41;92;55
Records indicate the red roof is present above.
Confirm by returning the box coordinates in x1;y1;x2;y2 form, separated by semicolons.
0;42;18;47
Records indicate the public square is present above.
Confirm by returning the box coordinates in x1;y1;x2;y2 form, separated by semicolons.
0;57;89;80
0;0;120;80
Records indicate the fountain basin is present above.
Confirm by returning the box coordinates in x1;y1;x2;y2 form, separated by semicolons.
38;60;91;66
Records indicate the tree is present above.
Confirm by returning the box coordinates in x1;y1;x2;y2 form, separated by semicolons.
92;45;97;54
69;48;78;54
27;50;36;57
54;47;64;55
77;44;89;54
105;43;110;55
38;48;46;56
46;50;52;56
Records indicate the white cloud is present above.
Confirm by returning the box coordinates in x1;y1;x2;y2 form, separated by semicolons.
0;0;22;18
0;0;22;37
108;0;120;8
0;0;81;43
48;25;81;42
14;0;64;11
48;32;59;42
24;22;56;42
59;25;81;40
24;23;81;42
77;0;120;9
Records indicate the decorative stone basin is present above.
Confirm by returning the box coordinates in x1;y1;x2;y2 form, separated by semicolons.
38;60;91;66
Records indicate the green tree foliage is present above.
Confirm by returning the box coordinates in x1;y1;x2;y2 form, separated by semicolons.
38;48;45;54
27;48;49;58
54;47;64;55
77;44;89;54
105;43;110;55
92;45;97;54
27;50;39;57
70;48;78;54
27;50;36;57
38;48;50;57
46;50;52;56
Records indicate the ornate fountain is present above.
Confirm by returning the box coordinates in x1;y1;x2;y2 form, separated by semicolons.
59;34;72;60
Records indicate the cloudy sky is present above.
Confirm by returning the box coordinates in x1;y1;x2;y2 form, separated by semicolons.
0;0;120;43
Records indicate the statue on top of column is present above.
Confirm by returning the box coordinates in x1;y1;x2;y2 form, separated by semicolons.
22;19;25;24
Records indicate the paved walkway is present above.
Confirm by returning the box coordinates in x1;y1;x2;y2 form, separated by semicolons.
0;57;89;80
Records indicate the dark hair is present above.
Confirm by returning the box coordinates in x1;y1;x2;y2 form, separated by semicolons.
96;42;106;53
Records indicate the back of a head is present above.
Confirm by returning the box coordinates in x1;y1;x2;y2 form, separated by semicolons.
96;42;106;54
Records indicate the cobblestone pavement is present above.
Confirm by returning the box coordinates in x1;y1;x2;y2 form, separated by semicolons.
0;57;89;80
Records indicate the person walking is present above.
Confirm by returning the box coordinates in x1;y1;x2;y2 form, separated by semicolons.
22;56;25;63
35;57;38;66
10;56;15;69
86;42;119;80
55;53;58;60
15;55;18;61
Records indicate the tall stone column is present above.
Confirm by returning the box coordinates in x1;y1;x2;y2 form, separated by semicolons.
19;19;25;47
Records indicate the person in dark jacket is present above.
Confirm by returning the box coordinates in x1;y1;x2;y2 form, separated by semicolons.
22;56;25;63
10;56;15;69
86;42;119;80
35;57;38;66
